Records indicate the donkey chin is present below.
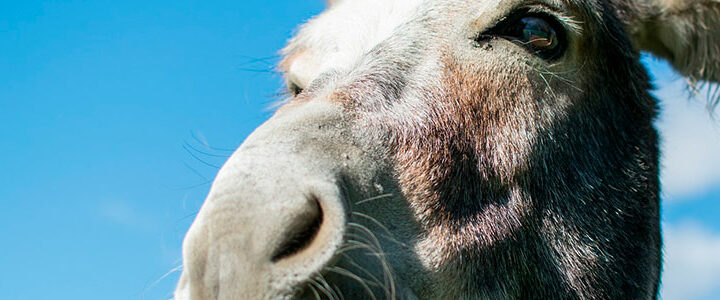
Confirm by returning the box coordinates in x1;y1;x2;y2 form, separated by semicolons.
174;0;720;299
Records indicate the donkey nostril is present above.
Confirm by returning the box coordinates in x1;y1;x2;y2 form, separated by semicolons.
271;195;324;262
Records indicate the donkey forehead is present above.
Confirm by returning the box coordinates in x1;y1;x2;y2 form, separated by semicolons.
282;0;578;84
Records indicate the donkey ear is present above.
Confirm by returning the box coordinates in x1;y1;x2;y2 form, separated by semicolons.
628;0;720;83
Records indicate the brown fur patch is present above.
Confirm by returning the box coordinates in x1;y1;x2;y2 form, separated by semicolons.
390;54;547;235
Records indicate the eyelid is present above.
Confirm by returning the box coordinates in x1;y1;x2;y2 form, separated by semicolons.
285;72;306;96
285;78;304;96
523;4;583;37
290;82;304;96
498;4;582;38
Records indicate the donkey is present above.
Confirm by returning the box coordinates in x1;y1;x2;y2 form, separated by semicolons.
174;0;720;299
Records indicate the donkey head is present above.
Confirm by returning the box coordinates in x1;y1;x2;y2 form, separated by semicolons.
174;0;720;299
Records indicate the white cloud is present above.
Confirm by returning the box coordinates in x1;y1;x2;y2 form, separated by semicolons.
654;79;720;202
661;222;720;300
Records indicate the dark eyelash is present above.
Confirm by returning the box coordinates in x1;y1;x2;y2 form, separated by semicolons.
288;82;304;96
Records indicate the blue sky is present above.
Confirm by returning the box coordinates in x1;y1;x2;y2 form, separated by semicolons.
0;1;718;299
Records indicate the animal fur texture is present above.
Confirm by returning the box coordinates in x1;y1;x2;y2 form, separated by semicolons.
174;0;720;299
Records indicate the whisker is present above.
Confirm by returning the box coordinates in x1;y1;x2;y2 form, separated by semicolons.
183;141;232;158
347;223;396;299
237;55;281;67
182;161;209;181
539;68;584;93
355;193;394;205
190;131;237;152
175;211;200;224
237;67;281;74
310;275;335;300
318;273;341;300
330;282;346;300
343;234;390;260
348;223;384;250
340;253;384;288
170;180;213;191
141;264;184;297
538;72;558;100
326;266;378;300
336;243;375;255
337;243;393;298
309;281;321;300
182;144;222;169
351;212;407;247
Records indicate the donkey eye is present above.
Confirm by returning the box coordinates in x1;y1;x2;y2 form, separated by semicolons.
504;16;565;60
517;18;559;48
288;81;304;97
